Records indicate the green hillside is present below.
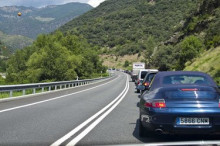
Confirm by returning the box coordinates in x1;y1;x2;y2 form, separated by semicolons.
0;31;33;53
60;0;200;55
151;0;220;82
152;0;219;69
185;46;220;83
4;0;220;84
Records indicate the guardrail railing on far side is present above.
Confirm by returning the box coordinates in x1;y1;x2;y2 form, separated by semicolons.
0;76;111;98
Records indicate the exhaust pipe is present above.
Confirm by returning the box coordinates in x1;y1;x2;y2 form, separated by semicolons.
155;129;163;134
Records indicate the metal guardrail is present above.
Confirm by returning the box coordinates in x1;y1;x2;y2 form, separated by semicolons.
0;76;111;97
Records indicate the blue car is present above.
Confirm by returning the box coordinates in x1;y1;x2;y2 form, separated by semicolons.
139;71;220;137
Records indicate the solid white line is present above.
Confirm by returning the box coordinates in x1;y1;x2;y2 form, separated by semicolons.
66;75;129;146
0;75;120;114
50;74;128;146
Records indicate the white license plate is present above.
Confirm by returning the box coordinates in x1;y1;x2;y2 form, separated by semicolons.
177;117;209;125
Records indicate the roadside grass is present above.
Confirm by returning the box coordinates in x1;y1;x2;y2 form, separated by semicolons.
184;46;220;84
0;88;50;99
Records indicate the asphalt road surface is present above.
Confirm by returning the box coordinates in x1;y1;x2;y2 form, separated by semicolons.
0;72;219;146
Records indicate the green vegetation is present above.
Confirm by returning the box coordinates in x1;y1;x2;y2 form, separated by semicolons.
0;31;33;53
60;0;200;56
6;31;107;84
150;0;220;81
2;0;219;85
185;46;220;83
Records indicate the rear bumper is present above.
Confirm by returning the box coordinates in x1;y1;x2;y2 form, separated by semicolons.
141;121;220;134
140;108;220;134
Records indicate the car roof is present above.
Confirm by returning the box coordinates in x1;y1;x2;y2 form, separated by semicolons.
138;69;158;72
149;71;217;90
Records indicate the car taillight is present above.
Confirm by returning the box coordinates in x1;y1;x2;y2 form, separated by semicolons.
143;82;150;86
145;100;166;108
181;88;198;91
137;80;140;84
219;99;220;108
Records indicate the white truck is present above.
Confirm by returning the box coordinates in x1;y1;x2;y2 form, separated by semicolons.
131;62;145;82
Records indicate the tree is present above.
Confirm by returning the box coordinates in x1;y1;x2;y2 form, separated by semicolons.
143;36;156;66
176;35;203;70
123;60;129;67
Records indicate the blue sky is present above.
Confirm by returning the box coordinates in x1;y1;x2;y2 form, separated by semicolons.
0;0;105;8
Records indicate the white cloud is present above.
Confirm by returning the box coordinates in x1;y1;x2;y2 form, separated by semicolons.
88;0;105;7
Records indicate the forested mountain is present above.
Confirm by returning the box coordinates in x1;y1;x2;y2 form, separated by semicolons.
0;3;92;39
59;0;200;55
4;0;220;84
152;0;220;82
0;31;33;53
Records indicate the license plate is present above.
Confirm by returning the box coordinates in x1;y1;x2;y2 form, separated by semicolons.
177;117;209;125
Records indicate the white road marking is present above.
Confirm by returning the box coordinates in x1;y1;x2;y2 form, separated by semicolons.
51;74;128;146
66;75;129;146
0;75;120;114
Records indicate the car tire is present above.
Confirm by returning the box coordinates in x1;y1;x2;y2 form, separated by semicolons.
137;89;140;93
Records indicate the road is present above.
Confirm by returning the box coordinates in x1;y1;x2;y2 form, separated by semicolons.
0;72;219;146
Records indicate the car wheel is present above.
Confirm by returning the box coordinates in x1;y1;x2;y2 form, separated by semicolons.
137;89;140;93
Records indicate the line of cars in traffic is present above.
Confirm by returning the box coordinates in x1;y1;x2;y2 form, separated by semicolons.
129;69;220;137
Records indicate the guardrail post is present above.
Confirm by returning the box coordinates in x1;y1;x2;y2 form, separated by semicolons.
33;88;36;94
49;86;51;91
65;84;67;88
55;85;57;90
23;89;26;95
60;85;62;89
9;90;13;97
42;87;44;92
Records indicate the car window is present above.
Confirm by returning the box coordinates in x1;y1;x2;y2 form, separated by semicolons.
141;71;148;79
163;88;217;99
146;73;156;82
163;75;210;85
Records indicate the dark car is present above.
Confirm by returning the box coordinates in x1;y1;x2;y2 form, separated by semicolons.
139;71;158;94
135;69;158;93
139;71;220;137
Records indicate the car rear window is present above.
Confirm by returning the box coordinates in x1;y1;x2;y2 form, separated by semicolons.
146;73;156;82
141;71;148;79
163;88;217;99
163;75;211;85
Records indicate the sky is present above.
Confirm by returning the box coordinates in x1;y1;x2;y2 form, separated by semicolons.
0;0;106;8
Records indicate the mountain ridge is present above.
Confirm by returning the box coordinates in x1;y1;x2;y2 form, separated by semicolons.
0;2;93;39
